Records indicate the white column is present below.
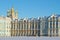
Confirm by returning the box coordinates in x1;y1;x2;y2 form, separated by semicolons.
54;18;56;36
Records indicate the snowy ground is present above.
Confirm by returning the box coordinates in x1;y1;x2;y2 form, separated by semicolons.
0;36;60;40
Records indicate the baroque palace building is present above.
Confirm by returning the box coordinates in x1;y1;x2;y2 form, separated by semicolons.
0;7;60;37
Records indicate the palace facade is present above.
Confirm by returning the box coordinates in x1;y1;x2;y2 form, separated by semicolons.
0;7;60;37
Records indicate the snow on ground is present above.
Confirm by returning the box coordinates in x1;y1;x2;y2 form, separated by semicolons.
0;36;60;40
